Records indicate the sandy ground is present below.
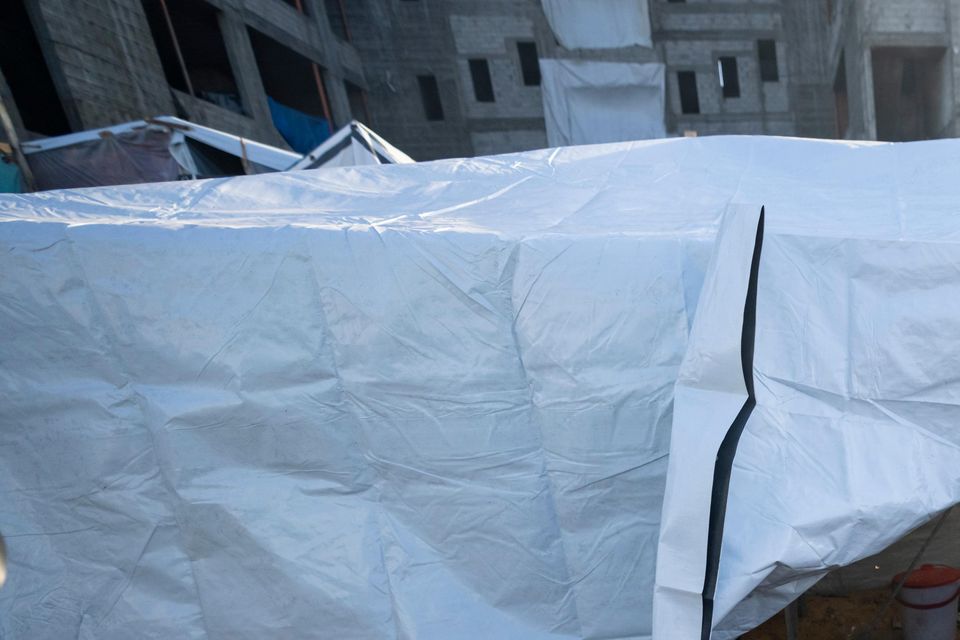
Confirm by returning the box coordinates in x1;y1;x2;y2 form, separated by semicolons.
742;589;908;640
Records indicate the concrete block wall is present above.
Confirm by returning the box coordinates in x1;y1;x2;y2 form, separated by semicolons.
654;0;826;137
7;0;369;149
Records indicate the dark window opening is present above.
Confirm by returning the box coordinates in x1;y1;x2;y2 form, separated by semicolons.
718;56;740;98
833;51;848;138
325;0;349;40
667;0;685;3
758;40;779;82
277;0;307;13
248;27;331;122
345;81;370;123
677;71;700;114
142;0;244;114
469;59;495;103
872;46;947;141
417;75;444;121
0;0;71;135
517;42;541;86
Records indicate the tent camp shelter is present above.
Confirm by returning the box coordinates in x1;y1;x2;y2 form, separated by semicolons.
2;136;960;639
20;116;301;191
291;120;414;170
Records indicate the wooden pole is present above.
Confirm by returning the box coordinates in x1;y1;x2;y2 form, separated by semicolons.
312;64;334;127
158;0;195;97
0;94;36;192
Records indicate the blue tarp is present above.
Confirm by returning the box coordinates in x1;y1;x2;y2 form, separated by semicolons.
267;97;331;154
0;158;21;193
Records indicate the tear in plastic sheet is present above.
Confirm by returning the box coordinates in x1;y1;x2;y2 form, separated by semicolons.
541;0;652;49
540;60;665;146
3;136;960;640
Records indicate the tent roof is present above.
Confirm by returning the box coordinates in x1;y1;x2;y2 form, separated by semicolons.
291;120;414;170
20;116;301;171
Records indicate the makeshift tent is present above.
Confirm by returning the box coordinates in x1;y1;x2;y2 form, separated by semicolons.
540;59;666;146
291;120;414;170
21;116;301;191
1;136;959;640
541;0;652;49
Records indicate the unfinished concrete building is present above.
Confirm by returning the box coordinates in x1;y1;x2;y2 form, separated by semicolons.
0;0;367;151
828;0;959;140
3;0;958;164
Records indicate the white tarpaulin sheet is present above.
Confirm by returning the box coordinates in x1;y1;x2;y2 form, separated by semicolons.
2;136;960;639
291;120;414;170
540;60;665;147
541;0;652;49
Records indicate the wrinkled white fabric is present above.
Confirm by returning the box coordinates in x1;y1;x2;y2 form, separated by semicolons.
2;136;960;639
540;60;665;146
292;120;414;170
542;0;652;49
656;138;960;638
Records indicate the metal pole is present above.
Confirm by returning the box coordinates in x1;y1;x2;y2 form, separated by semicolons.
0;95;36;192
158;0;195;97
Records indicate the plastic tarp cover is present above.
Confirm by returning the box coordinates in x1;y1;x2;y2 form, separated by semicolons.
292;121;415;170
267;96;332;155
655;140;960;638
541;0;652;49
0;139;726;640
3;136;960;640
540;60;665;147
26;128;181;191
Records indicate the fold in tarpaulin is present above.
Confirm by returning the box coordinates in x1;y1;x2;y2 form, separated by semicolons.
539;59;665;146
2;136;960;639
267;96;332;155
541;0;652;49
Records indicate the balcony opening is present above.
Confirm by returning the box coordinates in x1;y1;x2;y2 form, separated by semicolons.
248;26;333;152
142;0;244;114
872;47;947;141
0;0;71;135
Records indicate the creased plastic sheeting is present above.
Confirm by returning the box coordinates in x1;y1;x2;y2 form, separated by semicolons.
7;136;960;640
656;141;960;636
540;60;665;147
27;128;181;191
0;137;734;640
541;0;651;49
292;120;414;170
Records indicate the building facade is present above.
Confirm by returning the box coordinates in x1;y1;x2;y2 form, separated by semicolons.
0;0;367;150
2;0;955;164
828;0;959;140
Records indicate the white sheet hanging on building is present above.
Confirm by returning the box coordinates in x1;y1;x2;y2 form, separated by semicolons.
541;0;652;49
540;59;665;147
